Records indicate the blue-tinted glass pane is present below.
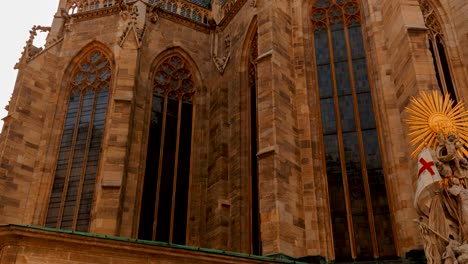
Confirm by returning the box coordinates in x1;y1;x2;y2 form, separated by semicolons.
335;62;351;96
170;56;183;70
318;65;333;98
320;98;337;135
97;60;108;69
315;30;330;65
100;69;111;81
76;89;108;232
81;64;91;72
362;129;396;257
343;132;373;259
349;25;365;59
65;91;80;127
332;26;347;62
74;73;85;85
339;95;356;132
315;0;332;8
353;58;370;93
357;93;376;130
61;90;95;230
45;92;81;228
90;52;101;63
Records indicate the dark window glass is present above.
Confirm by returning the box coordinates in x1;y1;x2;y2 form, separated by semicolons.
46;51;111;231
138;94;165;240
312;0;396;260
420;1;457;102
139;55;195;244
249;32;261;255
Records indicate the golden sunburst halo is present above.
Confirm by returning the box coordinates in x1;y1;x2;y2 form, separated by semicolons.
405;90;468;157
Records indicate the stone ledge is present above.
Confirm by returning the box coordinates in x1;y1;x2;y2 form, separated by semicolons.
0;225;307;264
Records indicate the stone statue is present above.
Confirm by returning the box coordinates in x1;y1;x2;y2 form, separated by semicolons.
437;132;468;178
443;235;460;264
405;91;468;263
449;178;468;242
414;133;468;263
454;243;468;264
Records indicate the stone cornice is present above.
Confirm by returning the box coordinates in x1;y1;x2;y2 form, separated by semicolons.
0;225;301;264
157;9;212;34
218;0;248;31
71;6;121;21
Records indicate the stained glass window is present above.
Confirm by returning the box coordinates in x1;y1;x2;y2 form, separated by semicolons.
311;0;396;261
419;0;457;102
138;55;194;244
46;51;111;232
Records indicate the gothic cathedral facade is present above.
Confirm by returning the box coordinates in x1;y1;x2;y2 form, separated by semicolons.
0;0;467;263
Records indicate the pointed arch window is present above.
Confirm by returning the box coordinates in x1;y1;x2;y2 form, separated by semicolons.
419;0;457;102
248;31;261;255
311;0;396;261
46;51;111;232
138;55;194;244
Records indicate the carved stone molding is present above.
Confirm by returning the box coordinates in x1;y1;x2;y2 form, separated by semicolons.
119;5;146;47
211;32;231;74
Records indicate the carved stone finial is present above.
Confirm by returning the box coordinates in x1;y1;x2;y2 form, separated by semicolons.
119;5;146;47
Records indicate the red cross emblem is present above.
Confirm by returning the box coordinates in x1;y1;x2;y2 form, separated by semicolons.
418;158;435;178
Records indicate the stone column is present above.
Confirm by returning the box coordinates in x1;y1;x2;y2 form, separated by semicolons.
90;21;141;236
379;0;437;255
255;0;306;258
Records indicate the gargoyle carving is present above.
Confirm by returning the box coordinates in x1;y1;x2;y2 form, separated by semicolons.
149;2;163;24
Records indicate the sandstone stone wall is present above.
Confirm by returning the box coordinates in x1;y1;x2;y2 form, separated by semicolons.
0;0;466;261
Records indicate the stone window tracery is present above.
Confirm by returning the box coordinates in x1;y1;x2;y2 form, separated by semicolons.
46;51;111;232
419;0;457;102
138;55;194;244
311;0;396;261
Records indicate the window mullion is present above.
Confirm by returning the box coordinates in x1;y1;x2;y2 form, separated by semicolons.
185;95;196;245
71;91;98;231
56;92;84;229
169;97;183;243
152;93;169;240
326;23;357;260
343;22;379;258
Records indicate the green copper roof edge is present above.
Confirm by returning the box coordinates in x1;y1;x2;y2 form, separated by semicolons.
8;224;307;264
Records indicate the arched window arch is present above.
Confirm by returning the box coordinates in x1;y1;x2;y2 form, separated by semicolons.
46;50;112;232
311;0;396;261
138;54;195;244
419;0;457;101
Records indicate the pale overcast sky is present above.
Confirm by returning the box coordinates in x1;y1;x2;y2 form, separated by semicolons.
0;1;59;126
